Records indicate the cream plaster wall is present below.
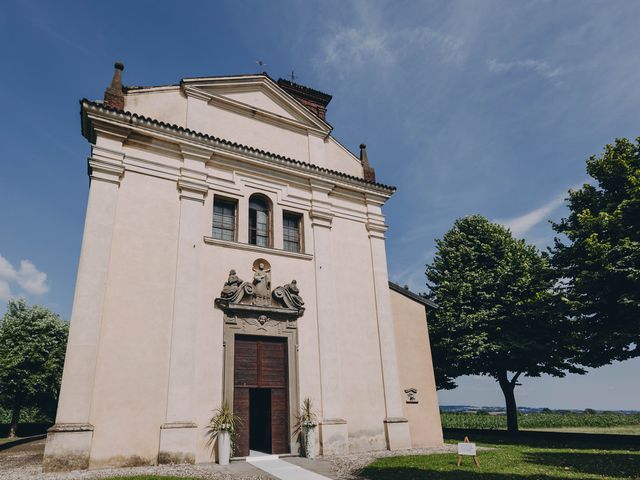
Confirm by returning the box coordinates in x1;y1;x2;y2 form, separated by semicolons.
221;90;297;120
187;95;311;163
331;216;388;452
390;290;443;447
88;172;179;468
124;89;187;125
325;138;364;178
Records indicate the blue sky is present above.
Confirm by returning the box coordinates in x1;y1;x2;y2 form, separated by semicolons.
0;0;638;410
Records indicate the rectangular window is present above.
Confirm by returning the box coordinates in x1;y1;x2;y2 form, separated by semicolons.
212;197;237;241
283;212;302;252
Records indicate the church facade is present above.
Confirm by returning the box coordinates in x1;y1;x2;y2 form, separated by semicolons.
43;64;443;471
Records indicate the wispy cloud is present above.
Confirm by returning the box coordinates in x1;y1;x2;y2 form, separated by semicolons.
318;24;464;72
0;253;49;301
488;58;563;82
390;248;435;294
495;181;586;238
15;1;91;56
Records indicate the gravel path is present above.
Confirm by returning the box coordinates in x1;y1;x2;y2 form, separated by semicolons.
0;438;458;480
0;439;272;480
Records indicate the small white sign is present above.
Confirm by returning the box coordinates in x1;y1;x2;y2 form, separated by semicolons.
457;442;477;456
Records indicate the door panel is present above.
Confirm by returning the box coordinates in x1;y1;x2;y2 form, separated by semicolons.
234;337;258;387
233;387;250;457
271;388;289;454
261;340;288;388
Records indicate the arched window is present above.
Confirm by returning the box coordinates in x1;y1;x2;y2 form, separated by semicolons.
249;194;271;247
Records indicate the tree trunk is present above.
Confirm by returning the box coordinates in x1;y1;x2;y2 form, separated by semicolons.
9;400;21;439
497;370;519;434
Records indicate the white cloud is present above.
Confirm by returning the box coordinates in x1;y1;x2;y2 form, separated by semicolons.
0;254;16;279
496;182;586;238
0;280;12;302
496;192;566;238
0;253;49;299
488;58;563;81
17;260;49;295
319;25;464;72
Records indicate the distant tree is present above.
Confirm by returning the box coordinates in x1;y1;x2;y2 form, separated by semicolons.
552;137;640;366
0;299;68;438
426;215;584;433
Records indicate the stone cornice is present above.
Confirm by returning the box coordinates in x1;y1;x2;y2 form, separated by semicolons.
48;423;94;433
177;178;208;202
309;209;333;229
215;300;301;319
366;221;388;239
88;157;124;185
80;100;396;198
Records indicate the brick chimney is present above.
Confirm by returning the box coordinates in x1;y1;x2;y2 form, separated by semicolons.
104;62;125;110
276;79;332;121
360;144;376;182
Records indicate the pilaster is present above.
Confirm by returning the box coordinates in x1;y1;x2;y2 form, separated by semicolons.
44;144;125;472
366;195;411;450
159;146;209;464
309;179;349;455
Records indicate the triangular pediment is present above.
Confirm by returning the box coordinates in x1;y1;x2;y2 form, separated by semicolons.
182;75;330;133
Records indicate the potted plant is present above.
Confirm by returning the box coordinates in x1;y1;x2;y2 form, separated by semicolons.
295;397;318;459
207;401;241;465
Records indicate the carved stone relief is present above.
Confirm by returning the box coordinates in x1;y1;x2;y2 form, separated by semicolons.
215;259;305;317
404;388;418;404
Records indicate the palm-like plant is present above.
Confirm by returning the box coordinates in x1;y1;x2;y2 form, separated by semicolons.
206;401;242;454
294;397;318;457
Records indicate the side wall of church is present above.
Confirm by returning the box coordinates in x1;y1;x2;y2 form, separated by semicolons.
389;290;443;447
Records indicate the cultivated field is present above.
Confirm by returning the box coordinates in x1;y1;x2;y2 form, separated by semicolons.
441;411;640;434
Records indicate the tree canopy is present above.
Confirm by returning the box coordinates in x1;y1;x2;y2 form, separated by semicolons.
426;215;584;432
552;137;640;366
0;299;68;437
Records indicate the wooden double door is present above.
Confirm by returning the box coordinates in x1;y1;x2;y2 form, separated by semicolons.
233;335;289;456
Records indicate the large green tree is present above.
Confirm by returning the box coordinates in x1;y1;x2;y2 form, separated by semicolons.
0;299;68;438
552;137;640;365
426;215;583;432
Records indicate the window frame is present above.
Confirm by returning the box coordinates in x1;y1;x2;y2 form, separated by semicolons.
248;193;272;248
212;196;238;242
282;211;303;253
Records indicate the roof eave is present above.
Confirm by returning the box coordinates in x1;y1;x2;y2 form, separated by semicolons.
79;99;397;195
388;281;438;309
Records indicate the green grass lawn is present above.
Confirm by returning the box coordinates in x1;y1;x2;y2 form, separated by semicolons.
359;432;640;480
